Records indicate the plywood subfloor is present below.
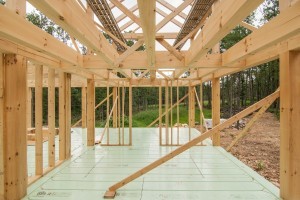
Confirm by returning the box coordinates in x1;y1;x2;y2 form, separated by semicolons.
23;128;279;200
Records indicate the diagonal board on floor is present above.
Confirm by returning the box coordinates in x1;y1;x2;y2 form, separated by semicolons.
104;88;280;198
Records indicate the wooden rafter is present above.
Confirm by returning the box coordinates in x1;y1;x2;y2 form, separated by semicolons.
186;0;264;66
156;38;184;61
222;1;300;66
114;39;144;66
116;4;138;23
156;7;183;28
94;22;128;50
156;0;188;19
0;7;102;80
28;0;119;66
156;0;194;32
110;0;141;27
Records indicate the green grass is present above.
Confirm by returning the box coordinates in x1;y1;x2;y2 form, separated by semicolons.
92;105;212;128
132;105;211;127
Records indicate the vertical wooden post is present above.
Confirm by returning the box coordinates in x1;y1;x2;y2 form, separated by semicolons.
189;85;195;127
112;87;117;128
27;88;32;128
122;84;125;145
165;81;169;145
65;73;71;159
59;72;66;160
1;1;27;199
48;68;55;167
200;81;204;132
58;73;71;159
176;80;179;145
170;81;173;145
0;54;4;200
35;65;43;175
212;76;220;146
279;50;300;199
118;84;121;145
1;54;28;200
81;87;87;128
129;82;133;145
159;83;162;145
87;79;95;146
106;84;110;144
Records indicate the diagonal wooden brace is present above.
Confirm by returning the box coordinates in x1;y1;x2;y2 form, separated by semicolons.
103;89;280;198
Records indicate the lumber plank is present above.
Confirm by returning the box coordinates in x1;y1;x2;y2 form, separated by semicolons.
59;72;66;160
65;73;71;159
226;94;278;151
186;0;264;65
2;54;28;199
137;0;156;78
212;76;220;146
87;79;95;146
280;50;300;199
48;68;56;167
129;82;133;145
35;65;43;175
104;89;280;197
81;87;87;128
222;1;300;66
28;0;118;65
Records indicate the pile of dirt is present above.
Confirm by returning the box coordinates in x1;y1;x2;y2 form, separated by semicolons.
199;112;280;187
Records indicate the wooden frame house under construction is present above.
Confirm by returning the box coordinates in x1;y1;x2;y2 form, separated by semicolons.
0;0;299;199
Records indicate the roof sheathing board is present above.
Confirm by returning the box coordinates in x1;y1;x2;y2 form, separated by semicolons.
173;0;215;50
87;0;127;52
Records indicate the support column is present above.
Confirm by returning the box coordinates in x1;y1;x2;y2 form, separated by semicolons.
280;50;300;199
212;76;220;146
129;82;132;145
65;73;71;159
189;85;195;127
48;68;55;167
165;81;169;145
27;88;32;128
87;79;95;146
112;87;117;128
59;72;66;160
59;73;72;159
81;87;87;128
35;65;43;175
0;54;27;200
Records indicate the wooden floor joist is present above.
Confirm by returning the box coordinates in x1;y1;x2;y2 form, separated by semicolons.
103;89;280;198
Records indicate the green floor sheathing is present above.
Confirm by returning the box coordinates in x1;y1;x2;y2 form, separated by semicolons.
23;128;280;200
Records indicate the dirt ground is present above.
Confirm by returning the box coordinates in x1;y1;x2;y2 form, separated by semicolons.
199;112;280;188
